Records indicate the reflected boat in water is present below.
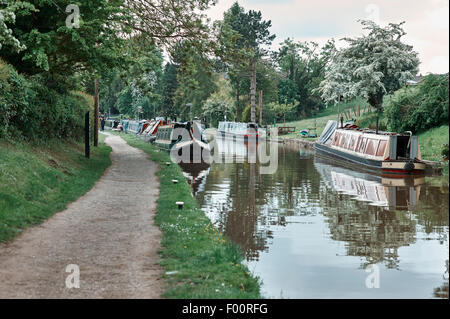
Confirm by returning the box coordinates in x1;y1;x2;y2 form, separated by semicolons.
314;157;425;210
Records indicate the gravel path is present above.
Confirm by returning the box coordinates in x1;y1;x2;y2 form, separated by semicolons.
0;134;164;298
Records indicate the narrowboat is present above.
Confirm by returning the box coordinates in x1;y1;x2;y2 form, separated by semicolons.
153;121;210;161
217;122;259;142
314;120;426;175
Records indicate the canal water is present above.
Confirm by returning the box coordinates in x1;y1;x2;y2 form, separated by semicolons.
180;138;449;299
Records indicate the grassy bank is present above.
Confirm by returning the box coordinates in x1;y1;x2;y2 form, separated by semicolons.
0;135;112;242
113;132;262;299
418;125;449;176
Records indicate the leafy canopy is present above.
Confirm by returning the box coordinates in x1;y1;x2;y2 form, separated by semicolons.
317;20;419;109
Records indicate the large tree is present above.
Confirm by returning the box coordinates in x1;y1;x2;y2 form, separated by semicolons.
219;2;275;122
275;38;335;117
317;20;419;111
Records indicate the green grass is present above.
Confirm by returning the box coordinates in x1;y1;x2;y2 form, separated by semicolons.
0;135;112;242
267;98;370;140
112;132;262;299
418;125;449;176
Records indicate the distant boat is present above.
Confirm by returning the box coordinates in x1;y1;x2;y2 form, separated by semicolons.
314;120;426;175
217;122;259;142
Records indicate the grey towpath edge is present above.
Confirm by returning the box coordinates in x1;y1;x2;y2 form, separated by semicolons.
0;134;164;298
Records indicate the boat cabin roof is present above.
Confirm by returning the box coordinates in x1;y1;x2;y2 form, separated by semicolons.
337;124;411;137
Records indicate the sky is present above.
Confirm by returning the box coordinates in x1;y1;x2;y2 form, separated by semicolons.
206;0;449;75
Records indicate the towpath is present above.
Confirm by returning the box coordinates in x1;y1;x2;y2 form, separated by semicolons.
0;133;163;298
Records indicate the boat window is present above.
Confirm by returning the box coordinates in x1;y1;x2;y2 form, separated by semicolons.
348;136;356;150
339;134;346;147
358;137;367;153
355;136;361;151
333;132;340;146
365;139;379;156
376;140;387;157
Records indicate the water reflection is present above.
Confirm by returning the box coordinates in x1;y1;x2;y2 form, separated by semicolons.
314;158;425;210
180;138;449;298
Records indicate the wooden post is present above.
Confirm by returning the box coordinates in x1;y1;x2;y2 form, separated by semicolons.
250;60;257;123
94;78;99;147
85;111;90;158
258;90;263;126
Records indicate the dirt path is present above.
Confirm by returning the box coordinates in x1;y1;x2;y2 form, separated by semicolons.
0;134;164;298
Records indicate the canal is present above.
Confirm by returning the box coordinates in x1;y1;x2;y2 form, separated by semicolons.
180;138;449;299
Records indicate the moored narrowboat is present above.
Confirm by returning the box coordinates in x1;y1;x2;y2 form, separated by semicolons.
314;120;426;175
153;121;210;161
217;122;259;142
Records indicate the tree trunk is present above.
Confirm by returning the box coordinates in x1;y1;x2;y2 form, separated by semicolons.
258;90;263;126
250;60;257;123
94;78;99;147
235;83;240;122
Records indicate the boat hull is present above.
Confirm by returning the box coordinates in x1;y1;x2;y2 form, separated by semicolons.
314;142;425;175
217;131;259;143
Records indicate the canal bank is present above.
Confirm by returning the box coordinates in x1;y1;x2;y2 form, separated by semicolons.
0;134;112;243
112;132;262;299
0;133;164;298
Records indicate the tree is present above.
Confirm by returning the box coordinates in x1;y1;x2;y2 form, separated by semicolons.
0;0;34;52
202;76;235;127
274;38;335;117
317;20;419;111
219;2;275;122
1;0;134;78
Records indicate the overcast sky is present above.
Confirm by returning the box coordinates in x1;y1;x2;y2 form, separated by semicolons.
206;0;449;75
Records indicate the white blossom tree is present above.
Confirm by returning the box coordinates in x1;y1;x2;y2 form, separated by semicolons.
317;20;420;111
0;1;34;52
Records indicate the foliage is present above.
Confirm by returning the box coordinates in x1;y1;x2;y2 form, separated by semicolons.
260;101;297;124
317;20;419;110
1;0;135;77
202;76;235;127
355;111;387;131
0;0;34;52
170;40;217;121
384;74;449;133
274;38;335;117
442;143;449;161
0;60;91;140
217;2;275;121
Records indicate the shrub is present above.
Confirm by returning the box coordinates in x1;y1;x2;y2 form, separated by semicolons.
0;60;92;140
384;74;449;134
355;111;387;131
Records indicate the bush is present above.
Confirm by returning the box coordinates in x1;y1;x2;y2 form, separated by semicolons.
0;60;92;140
442;143;449;161
384;74;449;134
355;111;387;131
242;102;297;125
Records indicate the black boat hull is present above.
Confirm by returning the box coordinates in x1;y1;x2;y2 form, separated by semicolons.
314;142;425;175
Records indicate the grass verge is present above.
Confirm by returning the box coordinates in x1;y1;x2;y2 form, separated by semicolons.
0;135;112;242
418;125;449;177
112;131;262;299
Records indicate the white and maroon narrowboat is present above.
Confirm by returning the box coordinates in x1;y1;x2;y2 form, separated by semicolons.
314;121;426;175
217;122;259;142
